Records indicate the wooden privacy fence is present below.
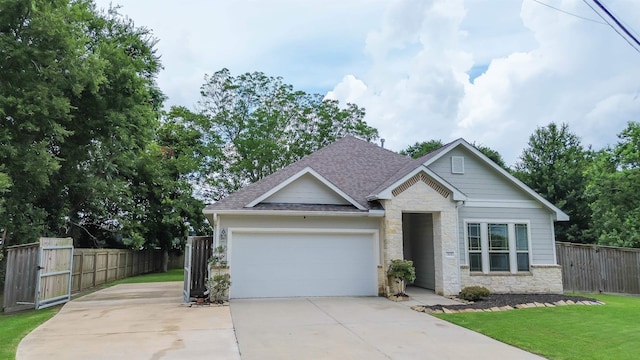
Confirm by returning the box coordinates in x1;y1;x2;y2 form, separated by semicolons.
4;244;166;313
556;242;640;294
72;248;162;293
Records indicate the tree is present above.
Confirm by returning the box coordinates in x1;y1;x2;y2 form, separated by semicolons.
514;123;591;243
0;1;164;246
472;142;508;170
121;109;217;269
196;69;379;201
585;122;640;248
400;140;508;169
400;140;443;158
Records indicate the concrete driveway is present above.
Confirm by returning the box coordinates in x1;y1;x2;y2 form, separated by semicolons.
231;296;545;360
17;282;240;360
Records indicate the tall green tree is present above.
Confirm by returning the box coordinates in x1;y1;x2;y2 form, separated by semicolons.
0;0;164;246
514;123;591;243
400;140;443;158
401;140;507;169
586;122;640;248
196;69;379;201
472;142;507;169
130;109;218;251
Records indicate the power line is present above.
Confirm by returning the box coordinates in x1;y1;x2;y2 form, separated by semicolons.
582;0;640;54
531;0;606;25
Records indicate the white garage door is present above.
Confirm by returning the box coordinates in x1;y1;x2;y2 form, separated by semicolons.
229;231;377;298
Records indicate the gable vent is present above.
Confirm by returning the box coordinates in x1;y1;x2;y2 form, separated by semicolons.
392;172;450;198
451;156;464;174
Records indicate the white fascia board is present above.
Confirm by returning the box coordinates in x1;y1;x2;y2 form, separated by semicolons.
370;166;466;201
422;139;570;222
204;209;375;217
464;199;542;209
367;210;385;217
244;166;367;210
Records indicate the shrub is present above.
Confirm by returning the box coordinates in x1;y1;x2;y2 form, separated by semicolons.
459;286;491;301
387;259;416;296
207;246;231;303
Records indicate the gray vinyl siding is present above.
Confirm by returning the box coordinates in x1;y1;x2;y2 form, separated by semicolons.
457;207;556;265
429;147;531;201
263;173;350;205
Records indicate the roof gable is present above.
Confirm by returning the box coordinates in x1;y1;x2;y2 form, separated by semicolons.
370;167;466;201
203;136;568;222
422;139;569;221
204;136;412;214
246;167;366;210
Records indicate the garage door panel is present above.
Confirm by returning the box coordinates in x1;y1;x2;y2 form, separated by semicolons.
230;232;377;298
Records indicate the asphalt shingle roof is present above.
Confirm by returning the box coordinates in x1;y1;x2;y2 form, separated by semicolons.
204;136;420;212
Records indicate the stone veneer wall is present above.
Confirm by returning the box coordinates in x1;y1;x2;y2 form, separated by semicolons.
381;180;460;296
460;265;563;294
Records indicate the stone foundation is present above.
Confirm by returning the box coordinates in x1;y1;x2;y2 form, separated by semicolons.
460;265;563;294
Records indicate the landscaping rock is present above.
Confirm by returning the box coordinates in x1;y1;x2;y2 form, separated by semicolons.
412;293;599;314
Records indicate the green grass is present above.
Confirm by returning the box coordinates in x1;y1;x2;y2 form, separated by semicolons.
0;268;184;359
436;294;640;360
111;268;184;284
0;306;60;359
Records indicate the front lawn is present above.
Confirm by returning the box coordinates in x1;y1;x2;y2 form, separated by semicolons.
0;306;60;359
112;268;184;284
437;294;640;360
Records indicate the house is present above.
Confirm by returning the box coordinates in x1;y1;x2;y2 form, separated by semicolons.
202;136;568;298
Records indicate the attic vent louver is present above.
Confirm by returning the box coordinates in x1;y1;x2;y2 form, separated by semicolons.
451;156;464;174
392;172;450;198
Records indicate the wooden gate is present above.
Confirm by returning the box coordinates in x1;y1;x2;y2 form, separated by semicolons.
3;237;74;313
183;241;192;303
3;243;39;313
183;236;212;302
36;238;74;309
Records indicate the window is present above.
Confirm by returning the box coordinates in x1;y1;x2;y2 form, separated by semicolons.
488;224;509;271
467;223;482;272
466;222;530;273
515;224;529;271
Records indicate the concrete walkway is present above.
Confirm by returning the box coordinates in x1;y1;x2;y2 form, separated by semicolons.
231;296;546;360
17;282;240;360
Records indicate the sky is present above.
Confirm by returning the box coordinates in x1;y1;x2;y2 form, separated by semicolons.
93;0;640;166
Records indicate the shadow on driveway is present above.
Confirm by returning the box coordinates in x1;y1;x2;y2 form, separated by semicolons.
17;282;240;360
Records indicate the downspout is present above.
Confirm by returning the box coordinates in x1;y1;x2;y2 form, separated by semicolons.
455;200;465;293
550;213;558;265
212;213;218;247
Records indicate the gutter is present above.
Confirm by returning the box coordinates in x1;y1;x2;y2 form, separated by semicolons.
202;209;386;218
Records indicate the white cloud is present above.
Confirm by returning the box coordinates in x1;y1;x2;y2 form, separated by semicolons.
95;0;640;166
325;75;368;104
328;0;640;165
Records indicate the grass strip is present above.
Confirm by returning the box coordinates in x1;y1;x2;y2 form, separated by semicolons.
436;294;640;360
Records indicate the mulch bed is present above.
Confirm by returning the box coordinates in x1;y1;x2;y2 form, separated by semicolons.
413;293;602;314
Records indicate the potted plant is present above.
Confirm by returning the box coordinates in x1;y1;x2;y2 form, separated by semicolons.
387;259;416;301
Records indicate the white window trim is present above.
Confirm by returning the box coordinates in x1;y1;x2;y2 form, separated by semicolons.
463;219;532;274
